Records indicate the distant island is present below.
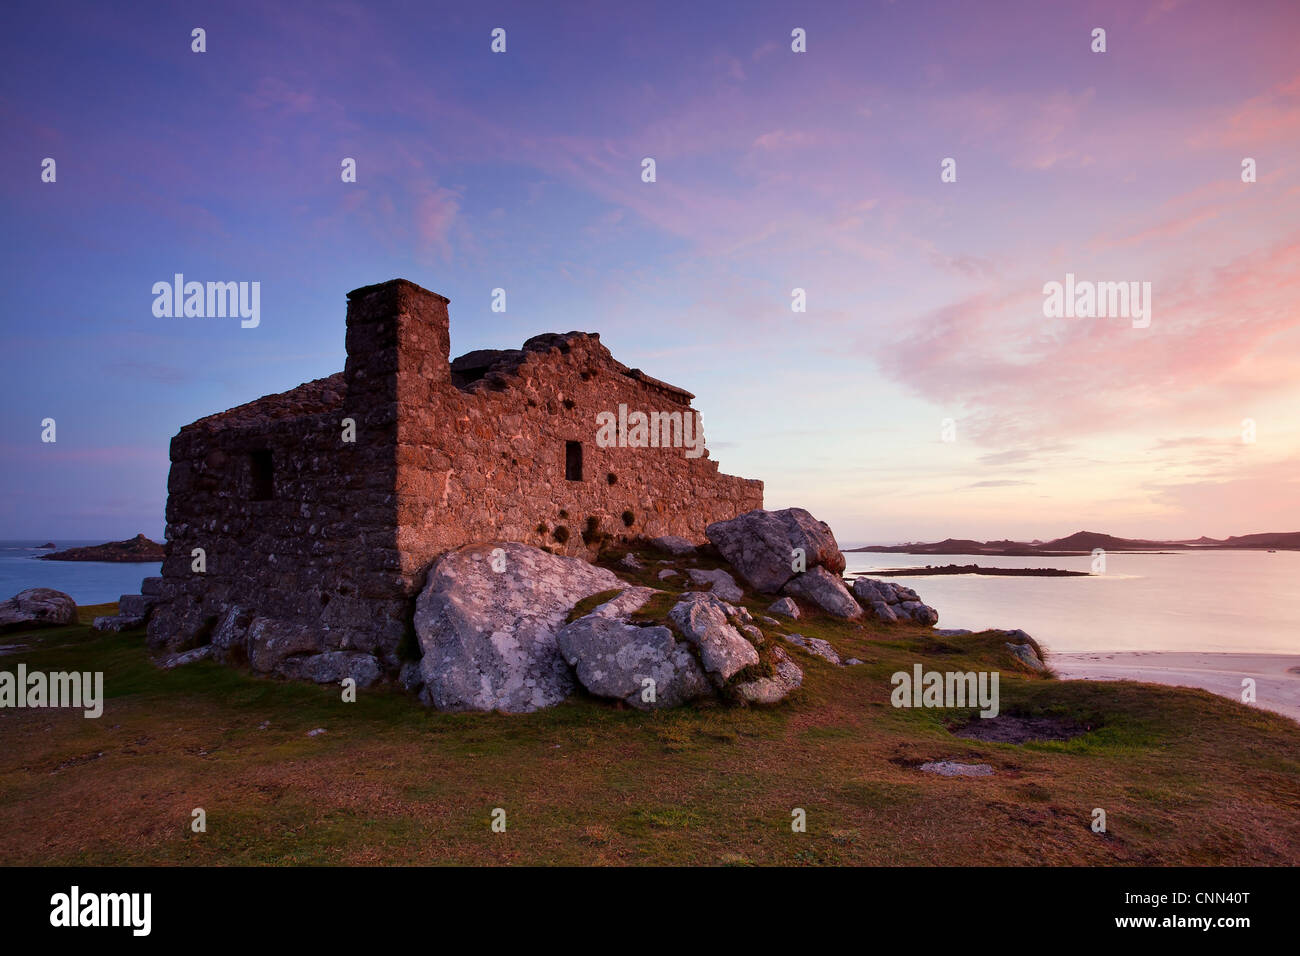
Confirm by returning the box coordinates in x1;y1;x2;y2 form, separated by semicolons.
863;564;1088;577
40;533;165;563
847;529;1300;555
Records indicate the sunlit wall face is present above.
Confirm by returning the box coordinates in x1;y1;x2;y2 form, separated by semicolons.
2;0;1298;542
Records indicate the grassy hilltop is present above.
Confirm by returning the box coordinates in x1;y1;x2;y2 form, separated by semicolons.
1;549;1297;866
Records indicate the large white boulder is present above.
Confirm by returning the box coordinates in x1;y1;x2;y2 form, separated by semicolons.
414;542;622;712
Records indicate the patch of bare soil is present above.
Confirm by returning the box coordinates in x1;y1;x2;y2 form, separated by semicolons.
951;715;1091;744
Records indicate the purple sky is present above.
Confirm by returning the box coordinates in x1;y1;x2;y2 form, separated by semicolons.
2;0;1299;544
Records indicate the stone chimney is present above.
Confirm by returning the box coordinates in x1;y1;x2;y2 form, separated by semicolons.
344;279;451;412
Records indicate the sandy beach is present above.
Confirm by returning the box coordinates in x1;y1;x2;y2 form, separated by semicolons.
1052;651;1300;723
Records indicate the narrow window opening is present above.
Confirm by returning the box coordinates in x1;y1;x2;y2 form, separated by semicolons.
565;441;583;481
250;449;275;500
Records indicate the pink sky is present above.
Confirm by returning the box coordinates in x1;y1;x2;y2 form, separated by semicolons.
2;0;1298;543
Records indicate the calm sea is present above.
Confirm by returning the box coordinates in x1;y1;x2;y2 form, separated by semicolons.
843;549;1300;655
4;539;1297;654
0;541;161;605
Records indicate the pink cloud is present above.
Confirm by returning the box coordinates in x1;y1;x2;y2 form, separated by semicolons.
872;233;1300;447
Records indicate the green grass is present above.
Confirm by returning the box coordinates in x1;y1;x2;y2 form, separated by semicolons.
1;575;1298;866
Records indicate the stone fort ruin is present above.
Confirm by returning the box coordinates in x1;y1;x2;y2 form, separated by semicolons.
146;279;762;681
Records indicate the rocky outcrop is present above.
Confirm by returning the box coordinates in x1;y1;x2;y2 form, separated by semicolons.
158;645;213;669
92;590;162;634
705;507;845;593
278;650;383;687
650;535;697;556
556;587;800;708
413;542;622;712
91;614;144;634
667;592;760;684
851;577;939;625
0;588;77;633
210;605;254;664
919;761;994;777
41;533;165;563
247;617;320;673
782;566;862;619
1003;632;1046;671
733;646;803;704
767;597;800;620
686;567;744;602
781;633;843;666
557;589;711;709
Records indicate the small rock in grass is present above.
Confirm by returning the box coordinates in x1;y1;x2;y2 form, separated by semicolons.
919;761;993;777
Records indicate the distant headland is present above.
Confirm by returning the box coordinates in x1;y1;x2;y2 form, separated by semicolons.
40;534;165;563
847;529;1300;556
864;564;1088;577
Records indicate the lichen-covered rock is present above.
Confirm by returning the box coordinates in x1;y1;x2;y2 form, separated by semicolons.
666;592;759;684
247;617;320;673
899;601;939;626
687;567;744;602
414;542;622;712
733;645;803;704
399;659;424;693
782;567;862;619
851;578;894;604
869;600;898;623
557;606;711;710
579;585;658;620
920;761;994;777
782;633;843;666
1005;640;1046;671
768;597;800;620
650;535;697;556
211;605;254;664
851;577;939;625
0;588;77;633
117;593;157;618
157;645;213;669
91;614;146;633
705;507;845;593
278;650;383;687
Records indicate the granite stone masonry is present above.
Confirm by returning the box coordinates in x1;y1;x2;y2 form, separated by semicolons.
147;279;762;686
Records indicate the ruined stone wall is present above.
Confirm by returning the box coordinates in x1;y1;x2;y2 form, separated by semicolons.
390;328;764;597
148;278;762;676
147;370;411;667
